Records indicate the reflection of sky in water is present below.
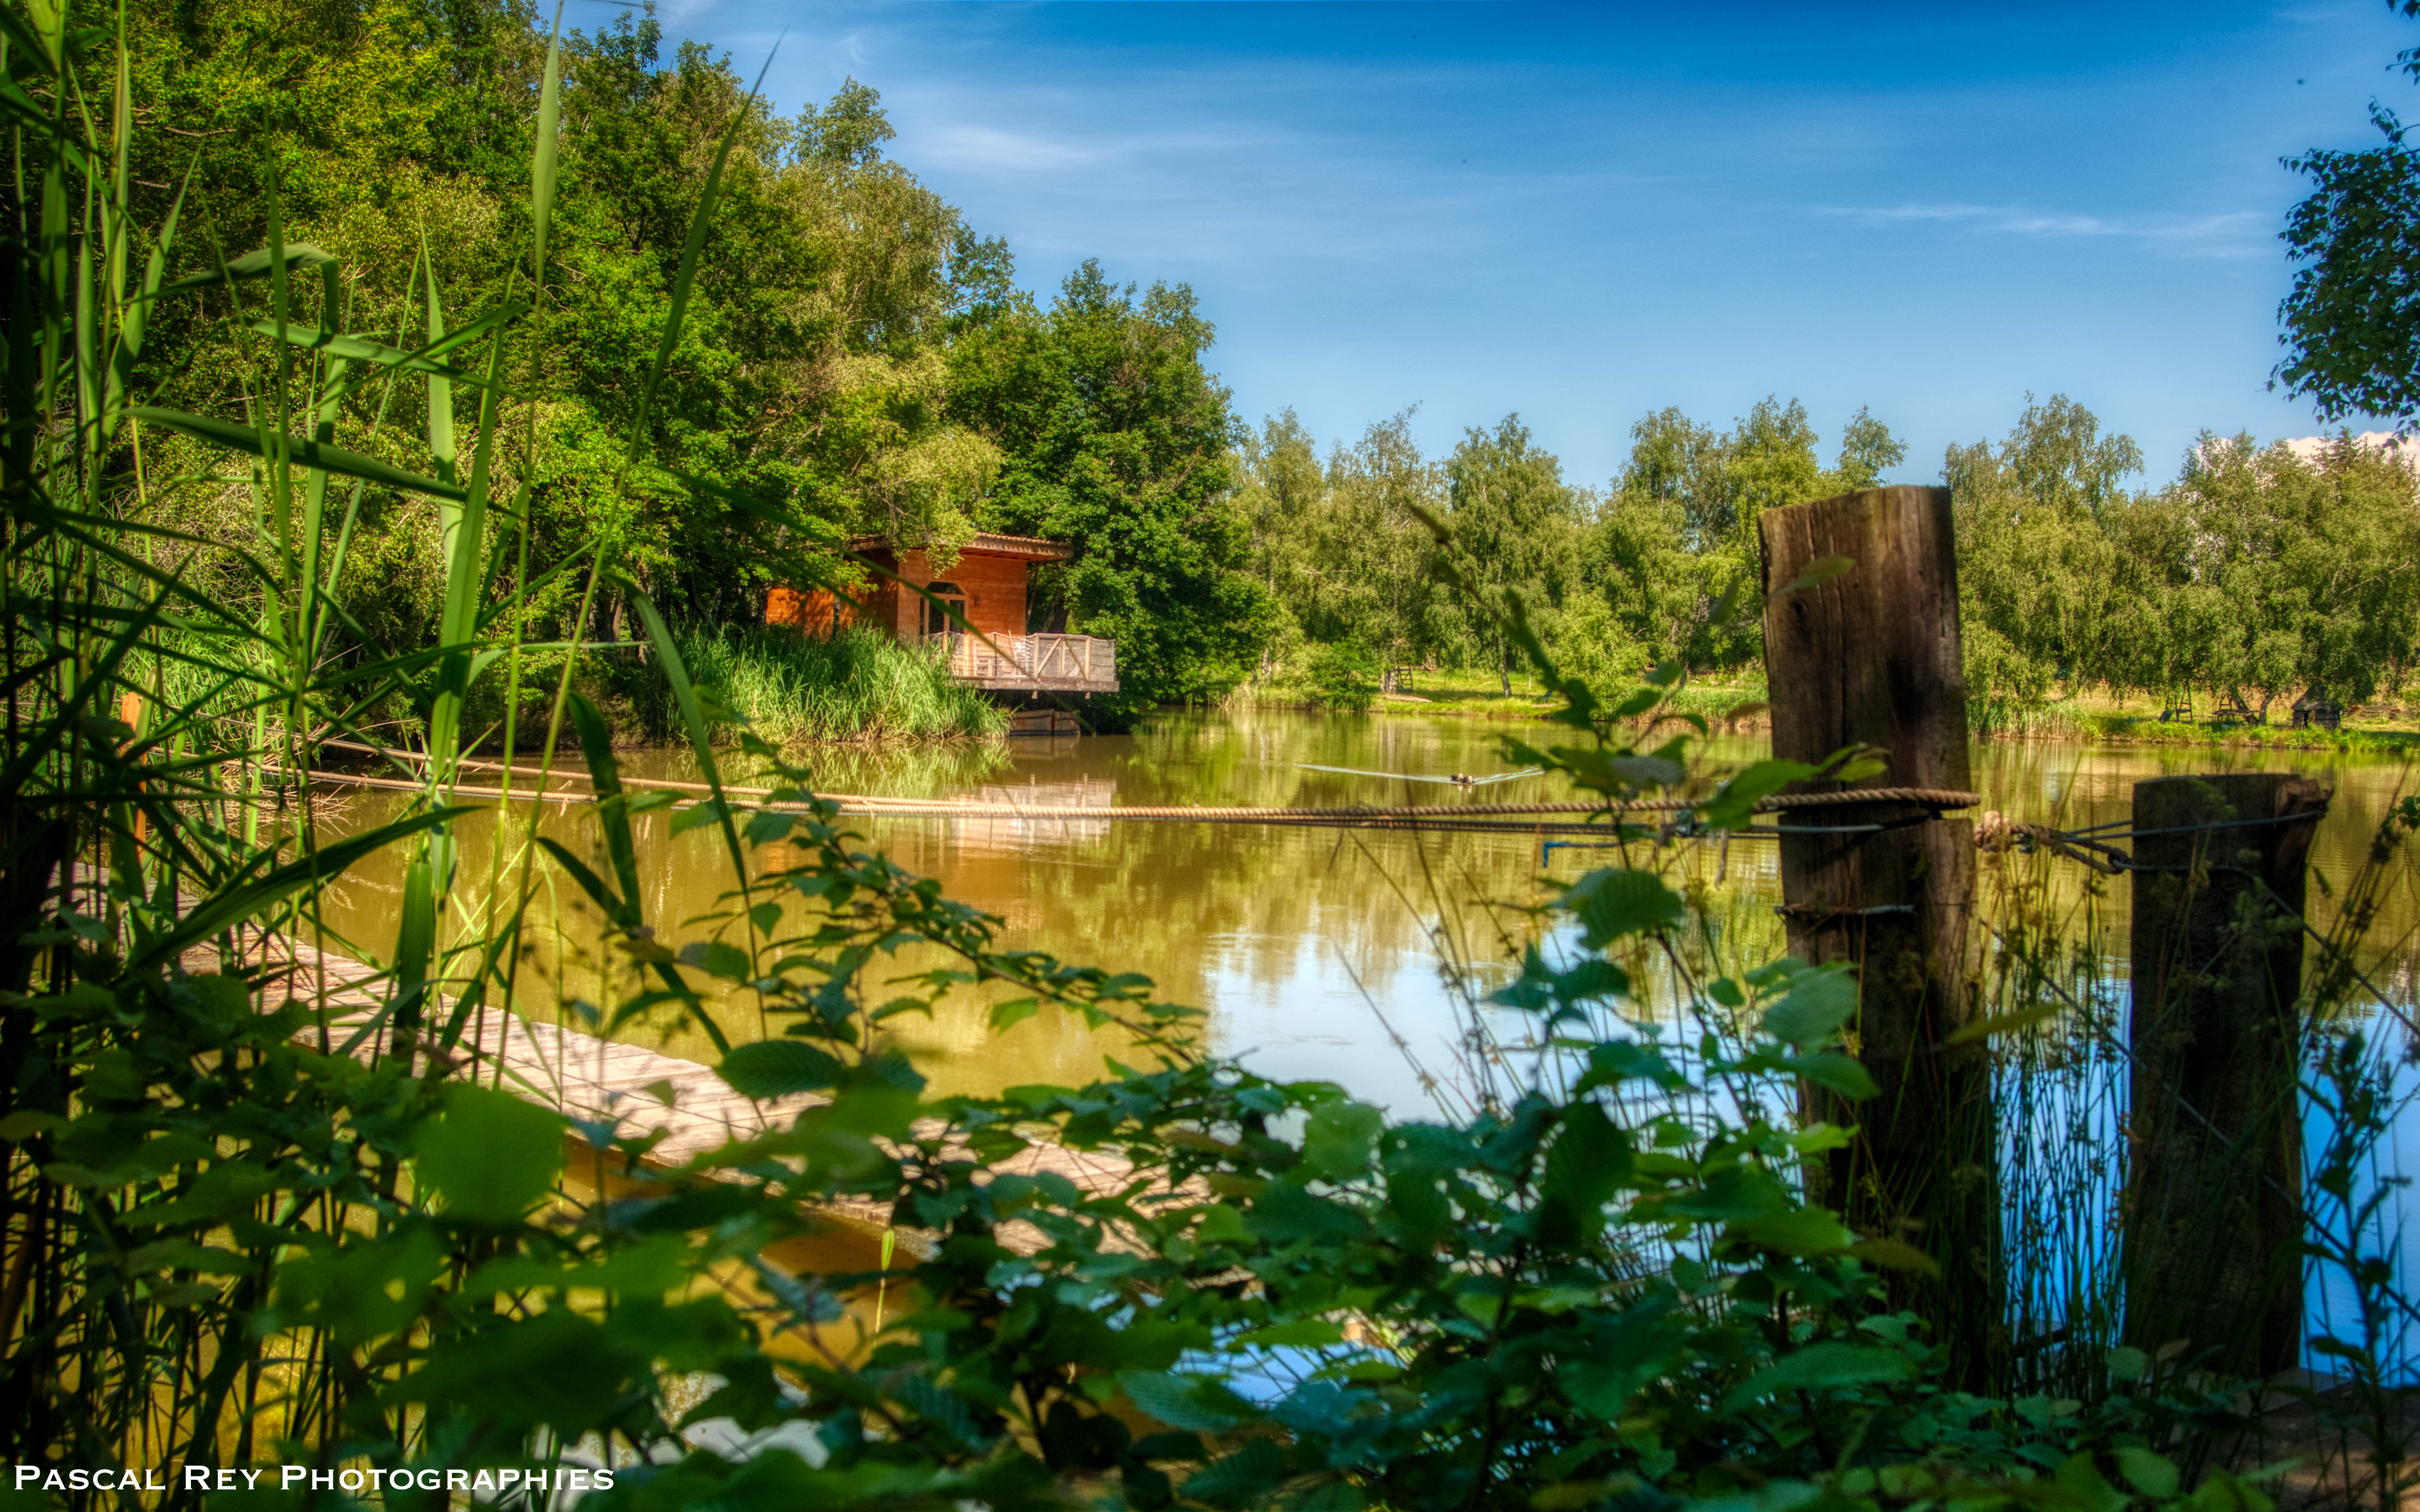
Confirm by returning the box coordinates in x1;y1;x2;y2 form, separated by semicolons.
1202;857;2420;1382
1997;1000;2420;1379
2303;1044;2420;1377
1200;923;1492;1120
317;711;2420;1376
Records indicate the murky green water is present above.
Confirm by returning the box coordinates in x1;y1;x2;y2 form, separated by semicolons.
306;711;2420;1112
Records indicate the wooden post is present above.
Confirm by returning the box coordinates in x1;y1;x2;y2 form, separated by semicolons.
1759;485;1997;1384
2126;773;2324;1377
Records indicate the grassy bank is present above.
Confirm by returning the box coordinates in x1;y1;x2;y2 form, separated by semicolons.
1974;696;2420;753
1258;665;2420;755
1233;663;1772;722
671;625;1008;745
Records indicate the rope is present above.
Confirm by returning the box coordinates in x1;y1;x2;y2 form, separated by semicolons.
1975;808;2326;875
289;755;1980;825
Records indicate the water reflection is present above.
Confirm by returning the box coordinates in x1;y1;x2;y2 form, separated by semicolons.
307;711;2420;1376
311;713;2420;1110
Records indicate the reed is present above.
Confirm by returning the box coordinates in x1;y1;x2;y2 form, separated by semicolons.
0;0;771;1473
668;624;1007;745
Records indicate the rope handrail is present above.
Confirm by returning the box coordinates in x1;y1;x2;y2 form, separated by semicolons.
289;752;1979;823
1975;808;2327;875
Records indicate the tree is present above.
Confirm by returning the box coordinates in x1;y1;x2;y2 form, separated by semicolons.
1236;409;1327;625
1836;404;1908;489
1947;394;2420;719
1585;399;1901;674
2275;2;2420;423
1234;410;1446;689
111;0;1009;657
1441;416;1584;693
1327;413;1455;683
1945;394;2145;693
948;262;1275;720
2168;434;2420;713
1592;412;1709;668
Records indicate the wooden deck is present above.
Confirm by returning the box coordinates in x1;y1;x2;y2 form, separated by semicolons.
929;631;1117;695
214;935;1141;1241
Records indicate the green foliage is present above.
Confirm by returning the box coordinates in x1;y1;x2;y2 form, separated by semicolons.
1964;620;2058;736
1235;409;1446;693
1952;396;2420;718
2278;100;2420;422
1303;640;1382;711
669;624;1009;744
89;0;1257;741
3;5;2404;1509
2164;434;2420;709
1239;398;1901;700
1439;415;1588;690
1585;398;1897;673
415;1085;568;1223
1949;394;2147;700
950;261;1276;719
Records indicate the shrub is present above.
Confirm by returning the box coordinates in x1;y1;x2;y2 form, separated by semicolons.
1305;640;1382;711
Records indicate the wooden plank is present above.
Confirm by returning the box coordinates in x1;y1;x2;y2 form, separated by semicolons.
210;936;1142;1252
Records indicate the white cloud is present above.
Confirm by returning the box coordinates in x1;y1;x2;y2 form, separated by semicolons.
920;124;1119;176
1817;202;2269;255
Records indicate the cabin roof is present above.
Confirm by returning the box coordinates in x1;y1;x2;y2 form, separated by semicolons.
848;533;1076;564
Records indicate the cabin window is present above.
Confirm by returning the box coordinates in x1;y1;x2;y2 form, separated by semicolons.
920;582;968;638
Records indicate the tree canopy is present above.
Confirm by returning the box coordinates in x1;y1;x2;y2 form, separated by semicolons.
2277;3;2420;422
1952;399;2420;721
948;262;1274;718
103;0;1265;719
1244;385;2420;726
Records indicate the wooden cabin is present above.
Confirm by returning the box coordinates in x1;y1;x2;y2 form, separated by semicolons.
765;534;1118;698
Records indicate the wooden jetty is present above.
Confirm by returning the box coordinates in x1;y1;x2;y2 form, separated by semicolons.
212;934;1143;1245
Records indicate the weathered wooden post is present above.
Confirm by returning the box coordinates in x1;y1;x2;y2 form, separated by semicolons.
2126;773;2325;1377
1759;484;1997;1385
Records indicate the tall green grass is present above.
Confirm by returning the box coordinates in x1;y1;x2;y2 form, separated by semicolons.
672;624;1007;744
0;0;798;1472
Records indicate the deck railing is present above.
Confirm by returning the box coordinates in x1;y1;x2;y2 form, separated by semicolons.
926;632;1117;692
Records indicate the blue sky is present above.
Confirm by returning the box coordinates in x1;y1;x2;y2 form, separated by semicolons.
639;0;2416;490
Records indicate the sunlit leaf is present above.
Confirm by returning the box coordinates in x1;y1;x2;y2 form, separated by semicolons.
719;1039;845;1099
414;1084;565;1225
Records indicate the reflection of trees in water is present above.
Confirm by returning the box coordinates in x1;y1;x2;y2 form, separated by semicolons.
881;818;1554;1016
310;718;2420;1115
613;739;1021;799
1971;739;2420;976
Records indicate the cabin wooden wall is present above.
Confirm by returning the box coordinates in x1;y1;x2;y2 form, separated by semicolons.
903;550;1028;639
763;546;1030;642
765;585;840;635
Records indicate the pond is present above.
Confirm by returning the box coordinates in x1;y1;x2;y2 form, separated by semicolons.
305;708;2420;1372
304;709;2420;1110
